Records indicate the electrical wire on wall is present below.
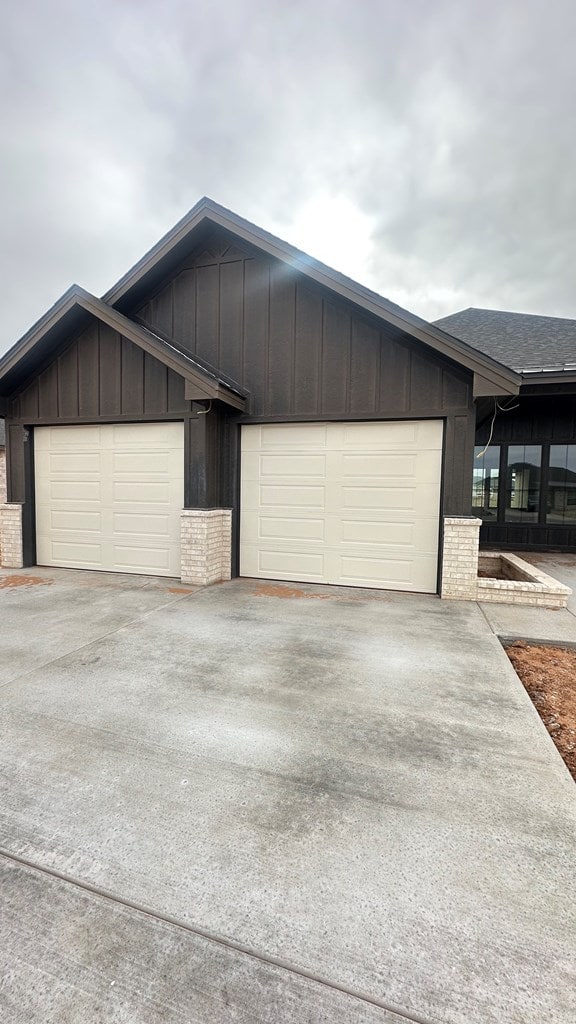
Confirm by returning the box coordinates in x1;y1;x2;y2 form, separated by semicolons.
476;396;520;458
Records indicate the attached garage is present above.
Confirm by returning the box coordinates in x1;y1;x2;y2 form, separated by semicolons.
35;423;184;577
0;199;520;593
241;420;443;592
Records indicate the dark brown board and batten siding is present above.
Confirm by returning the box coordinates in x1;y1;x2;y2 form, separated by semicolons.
9;322;189;425
132;227;476;516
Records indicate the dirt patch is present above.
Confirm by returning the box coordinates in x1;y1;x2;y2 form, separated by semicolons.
253;583;332;600
506;640;576;781
252;582;391;603
0;574;54;589
165;587;196;595
478;569;508;580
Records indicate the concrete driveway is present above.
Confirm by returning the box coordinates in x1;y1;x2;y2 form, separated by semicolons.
0;569;574;1024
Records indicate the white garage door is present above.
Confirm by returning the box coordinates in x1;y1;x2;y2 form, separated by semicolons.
35;423;184;577
241;420;443;593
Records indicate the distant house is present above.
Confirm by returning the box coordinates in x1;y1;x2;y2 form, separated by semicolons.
436;309;576;553
0;199;573;596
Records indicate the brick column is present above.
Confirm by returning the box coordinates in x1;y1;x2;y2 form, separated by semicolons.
440;516;481;601
0;503;24;569
181;509;232;586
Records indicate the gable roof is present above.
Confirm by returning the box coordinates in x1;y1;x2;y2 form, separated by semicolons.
0;285;246;410
103;197;520;397
434;307;576;378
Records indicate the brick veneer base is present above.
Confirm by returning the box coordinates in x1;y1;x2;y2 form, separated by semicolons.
0;503;24;568
440;518;571;607
181;509;232;586
441;516;482;601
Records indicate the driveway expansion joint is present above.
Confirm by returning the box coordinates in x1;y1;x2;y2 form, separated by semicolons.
0;847;445;1024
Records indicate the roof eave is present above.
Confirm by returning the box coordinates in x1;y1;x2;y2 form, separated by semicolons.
0;285;94;395
521;371;576;385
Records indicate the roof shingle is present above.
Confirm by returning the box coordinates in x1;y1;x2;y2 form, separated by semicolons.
434;307;576;373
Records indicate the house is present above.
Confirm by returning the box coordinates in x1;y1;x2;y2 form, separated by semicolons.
2;197;566;600
436;308;576;553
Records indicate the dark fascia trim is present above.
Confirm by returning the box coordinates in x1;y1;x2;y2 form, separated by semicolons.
0;284;82;383
102;197;521;396
0;285;246;411
521;371;576;385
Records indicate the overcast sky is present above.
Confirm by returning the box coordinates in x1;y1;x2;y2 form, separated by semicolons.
1;0;575;353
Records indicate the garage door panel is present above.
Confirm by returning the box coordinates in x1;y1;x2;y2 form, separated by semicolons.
259;454;326;477
259;516;326;542
338;517;439;550
339;480;442;511
338;449;442;483
50;480;102;503
245;423;329;450
47;541;103;565
240;420;442;593
110;423;180;446
241;513;326;545
258;549;326;577
50;511;102;532
112;513;171;537
258;485;326;508
35;423;184;577
113;452;171;474
112;545;173;572
113;481;173;504
49;453;101;474
339;421;443;451
340;485;417;511
36;426;102;449
336;554;437;590
337;554;416;585
341;453;418;476
339;519;415;547
341;421;419;448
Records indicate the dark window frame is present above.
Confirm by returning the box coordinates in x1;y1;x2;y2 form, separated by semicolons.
546;443;576;526
473;442;576;526
504;443;542;525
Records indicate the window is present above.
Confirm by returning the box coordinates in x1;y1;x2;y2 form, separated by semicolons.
505;445;541;523
547;445;576;524
471;443;576;529
472;446;500;520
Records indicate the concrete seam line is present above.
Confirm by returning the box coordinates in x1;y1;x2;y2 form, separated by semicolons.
0;847;445;1024
0;587;204;693
475;600;498;634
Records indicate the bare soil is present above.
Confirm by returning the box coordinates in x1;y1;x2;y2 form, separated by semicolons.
506;641;576;781
0;574;53;589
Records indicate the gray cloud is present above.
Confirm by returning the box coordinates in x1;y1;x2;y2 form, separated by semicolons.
1;0;575;353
